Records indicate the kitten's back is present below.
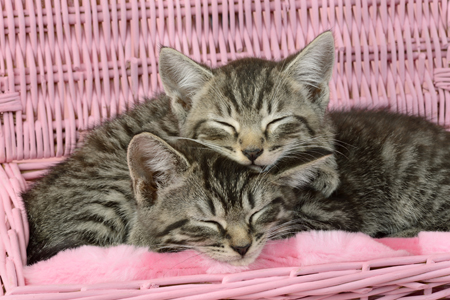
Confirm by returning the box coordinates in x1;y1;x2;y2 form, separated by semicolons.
23;95;179;265
330;110;450;236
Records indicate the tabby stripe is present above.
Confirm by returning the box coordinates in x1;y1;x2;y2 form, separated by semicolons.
275;98;285;112
90;199;128;210
159;120;178;136
163;238;187;245
293;115;315;136
203;160;229;209
74;229;120;245
192;119;208;139
223;85;241;113
267;100;273;115
255;73;273;111
247;191;255;209
271;197;284;206
156;219;189;238
163;237;208;246
181;231;211;239
226;103;232;116
214;102;227;117
74;201;129;231
206;197;216;216
72;212;125;234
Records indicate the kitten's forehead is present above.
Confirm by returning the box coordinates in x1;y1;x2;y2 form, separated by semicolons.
186;154;272;212
209;58;298;119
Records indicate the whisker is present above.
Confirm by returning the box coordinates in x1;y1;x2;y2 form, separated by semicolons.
168;252;206;269
172;137;232;154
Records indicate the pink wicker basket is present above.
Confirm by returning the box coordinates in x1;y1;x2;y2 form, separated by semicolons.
1;0;450;299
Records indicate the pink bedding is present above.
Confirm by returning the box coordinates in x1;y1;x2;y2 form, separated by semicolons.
24;231;450;285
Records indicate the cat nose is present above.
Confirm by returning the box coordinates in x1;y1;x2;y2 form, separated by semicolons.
231;243;251;256
242;148;263;162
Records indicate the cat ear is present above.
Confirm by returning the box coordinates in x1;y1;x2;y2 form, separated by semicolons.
127;132;190;205
281;31;335;110
159;47;213;121
269;147;333;188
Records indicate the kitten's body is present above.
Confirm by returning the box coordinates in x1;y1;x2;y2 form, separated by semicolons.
23;31;450;266
325;110;450;237
23;95;179;264
241;110;450;240
24;107;450;266
24;32;342;265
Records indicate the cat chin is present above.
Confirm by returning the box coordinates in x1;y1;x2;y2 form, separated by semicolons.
218;247;263;266
248;165;264;171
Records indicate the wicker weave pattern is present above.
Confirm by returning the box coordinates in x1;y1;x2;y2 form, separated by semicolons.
0;0;449;163
0;0;449;298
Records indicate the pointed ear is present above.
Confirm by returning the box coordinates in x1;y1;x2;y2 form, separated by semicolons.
282;31;335;110
159;47;213;121
127;132;190;205
269;147;333;188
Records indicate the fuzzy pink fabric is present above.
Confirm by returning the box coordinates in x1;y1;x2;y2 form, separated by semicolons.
24;231;449;285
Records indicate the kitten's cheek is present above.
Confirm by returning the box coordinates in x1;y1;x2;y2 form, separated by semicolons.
253;152;278;166
234;152;254;165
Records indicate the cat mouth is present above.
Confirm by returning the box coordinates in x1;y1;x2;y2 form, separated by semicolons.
249;164;264;171
223;248;262;266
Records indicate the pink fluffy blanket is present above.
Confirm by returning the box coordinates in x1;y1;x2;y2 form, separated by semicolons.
24;231;450;285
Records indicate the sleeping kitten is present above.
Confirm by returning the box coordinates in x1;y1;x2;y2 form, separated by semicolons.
25;109;450;266
24;31;341;265
24;131;330;266
160;31;339;196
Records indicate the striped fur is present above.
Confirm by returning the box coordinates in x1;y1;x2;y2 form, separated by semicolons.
160;31;340;197
23;95;180;265
24;33;343;265
24;108;450;266
23;31;450;267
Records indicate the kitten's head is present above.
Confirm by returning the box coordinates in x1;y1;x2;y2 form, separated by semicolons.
159;31;335;167
127;132;331;266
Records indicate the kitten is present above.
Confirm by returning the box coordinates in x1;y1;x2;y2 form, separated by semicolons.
25;109;450;266
160;31;339;196
24;131;330;266
24;31;341;265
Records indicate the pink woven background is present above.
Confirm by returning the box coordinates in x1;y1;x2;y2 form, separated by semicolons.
0;0;449;165
0;0;449;298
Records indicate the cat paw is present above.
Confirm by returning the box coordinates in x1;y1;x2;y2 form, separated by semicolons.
311;170;340;197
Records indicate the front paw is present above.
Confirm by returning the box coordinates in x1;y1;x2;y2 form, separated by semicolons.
311;170;340;197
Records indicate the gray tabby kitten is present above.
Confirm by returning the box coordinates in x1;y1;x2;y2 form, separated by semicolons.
24;130;329;266
24;32;340;265
25;109;450;267
160;31;339;196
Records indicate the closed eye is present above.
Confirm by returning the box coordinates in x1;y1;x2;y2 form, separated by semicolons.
265;115;307;136
212;121;237;133
249;207;268;224
250;197;284;224
198;220;225;232
265;117;288;129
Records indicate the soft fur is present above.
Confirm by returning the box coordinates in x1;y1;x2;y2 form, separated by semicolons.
25;230;416;285
23;109;450;267
22;31;450;268
23;32;341;265
161;31;340;196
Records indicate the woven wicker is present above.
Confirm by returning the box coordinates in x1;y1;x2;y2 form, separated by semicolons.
0;0;449;299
